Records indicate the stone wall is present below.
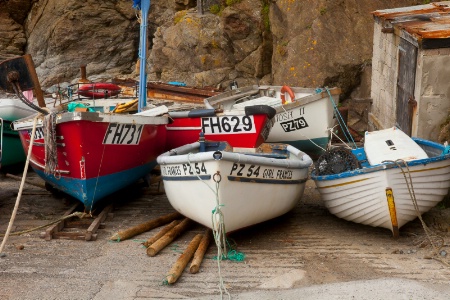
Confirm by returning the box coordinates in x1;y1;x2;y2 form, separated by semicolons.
369;18;398;131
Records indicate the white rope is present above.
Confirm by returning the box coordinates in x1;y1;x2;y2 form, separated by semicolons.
0;114;40;255
186;153;231;300
326;125;353;150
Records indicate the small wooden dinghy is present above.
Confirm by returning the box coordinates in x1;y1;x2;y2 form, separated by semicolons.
157;140;312;232
311;127;450;237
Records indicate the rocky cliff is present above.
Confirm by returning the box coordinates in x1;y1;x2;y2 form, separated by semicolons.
0;0;430;98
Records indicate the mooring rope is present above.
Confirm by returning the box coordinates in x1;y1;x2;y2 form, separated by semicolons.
186;154;231;300
0;114;40;255
384;159;449;267
323;87;357;149
43;111;59;176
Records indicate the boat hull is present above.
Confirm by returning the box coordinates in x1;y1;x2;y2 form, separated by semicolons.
13;111;167;209
1;120;26;167
158;142;312;232
166;113;272;151
0;99;36;167
311;138;450;235
206;86;339;157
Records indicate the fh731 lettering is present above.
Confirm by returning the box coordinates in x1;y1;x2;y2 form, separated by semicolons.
202;116;256;135
103;123;144;145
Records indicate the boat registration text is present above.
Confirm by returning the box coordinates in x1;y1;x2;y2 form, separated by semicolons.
161;162;293;179
202;116;256;135
103;123;143;145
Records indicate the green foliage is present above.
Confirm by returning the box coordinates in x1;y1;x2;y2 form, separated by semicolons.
226;0;242;5
210;4;221;14
320;7;327;15
261;2;270;31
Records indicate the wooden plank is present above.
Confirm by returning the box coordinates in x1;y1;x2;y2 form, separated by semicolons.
42;203;79;241
85;204;113;241
23;54;45;108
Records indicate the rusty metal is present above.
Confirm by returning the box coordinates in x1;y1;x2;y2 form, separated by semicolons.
373;3;450;45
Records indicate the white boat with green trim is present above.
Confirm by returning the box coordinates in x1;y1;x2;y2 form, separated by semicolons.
311;127;450;237
0;98;36;168
157;139;312;232
204;85;341;157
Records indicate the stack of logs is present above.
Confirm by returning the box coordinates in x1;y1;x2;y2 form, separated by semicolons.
109;212;212;284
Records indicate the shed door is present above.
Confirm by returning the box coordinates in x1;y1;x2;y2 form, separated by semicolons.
396;38;417;136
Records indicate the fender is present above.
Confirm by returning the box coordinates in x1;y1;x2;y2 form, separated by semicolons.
280;85;295;105
78;83;121;99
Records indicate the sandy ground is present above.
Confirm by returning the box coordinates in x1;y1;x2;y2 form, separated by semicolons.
0;167;449;300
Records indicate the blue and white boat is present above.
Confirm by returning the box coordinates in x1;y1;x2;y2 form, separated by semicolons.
311;127;450;237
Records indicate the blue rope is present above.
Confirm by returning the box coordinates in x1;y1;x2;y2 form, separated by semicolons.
132;0;141;9
323;87;357;149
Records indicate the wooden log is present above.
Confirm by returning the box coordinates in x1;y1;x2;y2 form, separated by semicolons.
143;219;180;248
109;212;182;241
147;218;191;257
189;229;212;274
166;233;203;284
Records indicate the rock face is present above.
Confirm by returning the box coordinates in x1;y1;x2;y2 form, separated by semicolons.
0;0;425;97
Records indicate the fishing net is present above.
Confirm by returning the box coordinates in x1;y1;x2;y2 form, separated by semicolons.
314;147;360;176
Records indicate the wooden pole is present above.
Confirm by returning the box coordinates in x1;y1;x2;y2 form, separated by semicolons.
109;212;182;241
166;233;203;284
189;229;212;274
23;54;45;108
143;219;180;248
147;218;191;257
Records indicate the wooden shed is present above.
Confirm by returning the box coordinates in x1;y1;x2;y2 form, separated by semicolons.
370;2;450;141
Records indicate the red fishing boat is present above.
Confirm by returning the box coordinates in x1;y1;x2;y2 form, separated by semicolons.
12;111;167;209
165;105;276;151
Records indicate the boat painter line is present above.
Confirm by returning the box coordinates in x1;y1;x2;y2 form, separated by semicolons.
227;176;307;184
29;158;70;174
399;164;450;173
317;178;369;189
162;175;211;181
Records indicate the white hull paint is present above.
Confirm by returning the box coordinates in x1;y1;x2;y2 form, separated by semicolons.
0;98;36;121
205;85;340;155
158;142;312;232
312;133;450;236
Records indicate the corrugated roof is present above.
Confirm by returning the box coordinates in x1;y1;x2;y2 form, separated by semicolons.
373;2;450;40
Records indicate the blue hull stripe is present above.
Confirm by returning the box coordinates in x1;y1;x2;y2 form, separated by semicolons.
162;175;211;181
228;176;307;184
34;162;157;208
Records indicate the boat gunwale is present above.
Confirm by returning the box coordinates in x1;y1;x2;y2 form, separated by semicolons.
311;137;450;181
157;141;313;169
11;111;169;131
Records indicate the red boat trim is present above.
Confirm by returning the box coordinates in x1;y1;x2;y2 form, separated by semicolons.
166;126;202;131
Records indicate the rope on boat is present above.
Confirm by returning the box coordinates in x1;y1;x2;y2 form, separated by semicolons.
43;111;59;176
323;87;357;149
0;114;40;255
385;159;449;268
186;154;232;300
